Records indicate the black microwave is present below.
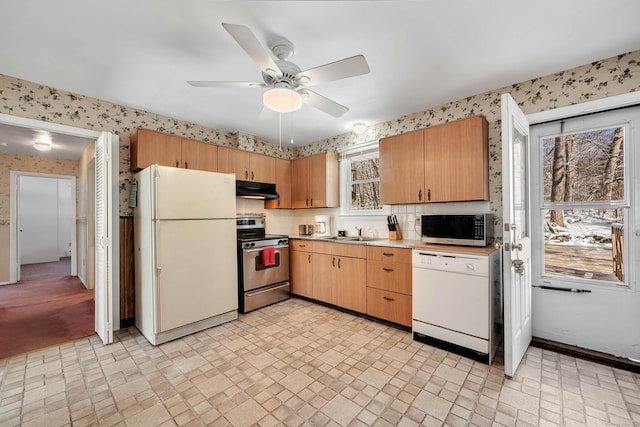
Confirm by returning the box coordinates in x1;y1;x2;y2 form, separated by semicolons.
421;214;493;247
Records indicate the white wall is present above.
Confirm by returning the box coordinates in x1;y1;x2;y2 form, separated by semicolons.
57;179;72;257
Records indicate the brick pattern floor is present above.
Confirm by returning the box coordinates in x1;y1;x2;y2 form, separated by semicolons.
1;298;639;426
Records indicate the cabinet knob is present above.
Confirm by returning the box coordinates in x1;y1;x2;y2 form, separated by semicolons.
176;160;179;167
382;268;394;272
418;189;422;201
251;171;254;180
383;296;395;302
306;198;309;207
332;257;335;267
427;188;431;201
383;252;394;257
310;198;313;207
184;162;188;169
338;258;341;269
308;254;311;263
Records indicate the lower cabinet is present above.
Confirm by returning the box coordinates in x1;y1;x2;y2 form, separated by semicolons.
290;240;409;324
291;241;314;298
366;288;412;327
366;246;413;327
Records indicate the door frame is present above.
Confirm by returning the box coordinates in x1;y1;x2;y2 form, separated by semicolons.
0;113;120;342
10;171;77;281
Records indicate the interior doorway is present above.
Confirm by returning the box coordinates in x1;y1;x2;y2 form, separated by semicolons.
15;173;77;282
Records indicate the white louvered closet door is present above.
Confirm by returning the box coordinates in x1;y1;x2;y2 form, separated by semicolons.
95;132;114;345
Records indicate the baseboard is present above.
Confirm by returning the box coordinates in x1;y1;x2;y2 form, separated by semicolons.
531;337;640;374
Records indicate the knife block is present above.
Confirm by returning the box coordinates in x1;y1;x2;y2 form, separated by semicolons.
389;224;403;240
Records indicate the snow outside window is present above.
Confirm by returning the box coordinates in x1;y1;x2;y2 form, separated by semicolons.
537;121;629;286
340;142;388;215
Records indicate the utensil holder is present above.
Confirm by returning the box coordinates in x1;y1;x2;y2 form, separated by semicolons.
389;224;403;240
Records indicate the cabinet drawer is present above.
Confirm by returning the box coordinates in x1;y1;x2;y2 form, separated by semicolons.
367;261;412;294
366;288;412;327
314;242;366;258
366;246;412;264
291;240;314;252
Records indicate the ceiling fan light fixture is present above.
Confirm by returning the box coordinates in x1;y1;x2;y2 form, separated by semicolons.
263;88;302;113
352;123;367;135
33;141;52;152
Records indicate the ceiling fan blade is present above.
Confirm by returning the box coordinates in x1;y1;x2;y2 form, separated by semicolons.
299;89;349;118
222;23;281;75
188;81;265;88
296;55;370;86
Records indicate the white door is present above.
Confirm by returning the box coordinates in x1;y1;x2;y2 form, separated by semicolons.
501;93;532;378
18;176;59;265
95;131;116;345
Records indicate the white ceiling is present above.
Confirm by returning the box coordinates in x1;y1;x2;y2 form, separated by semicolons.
1;0;640;150
0;122;92;160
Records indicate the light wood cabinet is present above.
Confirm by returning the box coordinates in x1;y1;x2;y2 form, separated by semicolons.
424;115;489;202
312;253;337;304
291;241;314;298
366;246;412;327
336;256;367;313
378;115;489;205
130;128;217;172
265;158;291;209
290;240;366;314
218;146;276;183
366;288;412;327
379;130;425;204
291;152;339;208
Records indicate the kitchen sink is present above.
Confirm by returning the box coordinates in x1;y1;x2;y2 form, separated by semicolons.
310;236;383;242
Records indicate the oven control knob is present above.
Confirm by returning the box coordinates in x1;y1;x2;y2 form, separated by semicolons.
250;242;255;247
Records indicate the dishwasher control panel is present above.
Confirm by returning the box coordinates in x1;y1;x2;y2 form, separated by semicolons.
412;250;488;276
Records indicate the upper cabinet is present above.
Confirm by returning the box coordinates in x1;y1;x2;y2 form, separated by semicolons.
379;115;489;204
424;115;489;202
218;146;276;184
130;128;217;172
379;130;425;204
291;152;339;209
265;157;291;209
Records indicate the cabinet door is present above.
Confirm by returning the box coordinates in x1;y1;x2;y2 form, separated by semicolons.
265;158;291;209
379;131;425;204
424;115;489;202
250;153;276;183
131;129;182;170
291;250;313;298
312;253;337;304
366;260;412;295
218;146;250;180
308;152;339;208
181;139;217;172
366;288;412;327
336;256;367;313
291;157;310;208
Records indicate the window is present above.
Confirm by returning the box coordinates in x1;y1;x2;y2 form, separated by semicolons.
340;142;387;215
531;106;638;286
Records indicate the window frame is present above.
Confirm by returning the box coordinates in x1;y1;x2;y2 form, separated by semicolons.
339;141;390;216
530;109;636;289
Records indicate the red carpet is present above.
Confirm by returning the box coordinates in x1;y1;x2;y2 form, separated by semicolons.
0;276;95;359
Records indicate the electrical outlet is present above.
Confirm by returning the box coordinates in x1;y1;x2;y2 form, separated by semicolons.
415;217;420;227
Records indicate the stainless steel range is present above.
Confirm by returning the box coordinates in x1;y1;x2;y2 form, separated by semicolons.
237;214;290;313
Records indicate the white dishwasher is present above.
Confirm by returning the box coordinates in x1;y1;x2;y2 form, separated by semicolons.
412;248;502;364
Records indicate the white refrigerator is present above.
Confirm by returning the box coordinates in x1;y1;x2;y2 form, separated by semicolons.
134;165;238;345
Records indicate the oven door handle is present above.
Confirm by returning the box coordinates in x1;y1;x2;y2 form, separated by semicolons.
243;245;289;253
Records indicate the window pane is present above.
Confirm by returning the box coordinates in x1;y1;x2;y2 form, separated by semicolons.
513;126;528;239
543;208;624;283
543;127;624;203
351;181;381;210
351;157;379;181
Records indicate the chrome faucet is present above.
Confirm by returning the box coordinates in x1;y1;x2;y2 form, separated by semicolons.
355;226;363;237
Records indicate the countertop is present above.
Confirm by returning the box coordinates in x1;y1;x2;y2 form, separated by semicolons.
289;235;498;254
288;234;422;249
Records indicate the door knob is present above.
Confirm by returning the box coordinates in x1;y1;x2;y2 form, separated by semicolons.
512;242;523;251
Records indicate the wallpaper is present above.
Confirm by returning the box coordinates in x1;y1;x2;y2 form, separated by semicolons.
1;51;639;226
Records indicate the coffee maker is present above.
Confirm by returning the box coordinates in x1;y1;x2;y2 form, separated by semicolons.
314;215;332;237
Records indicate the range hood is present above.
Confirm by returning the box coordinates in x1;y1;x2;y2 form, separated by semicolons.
236;180;279;200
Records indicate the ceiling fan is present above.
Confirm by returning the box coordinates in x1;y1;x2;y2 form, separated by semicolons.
188;23;370;118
